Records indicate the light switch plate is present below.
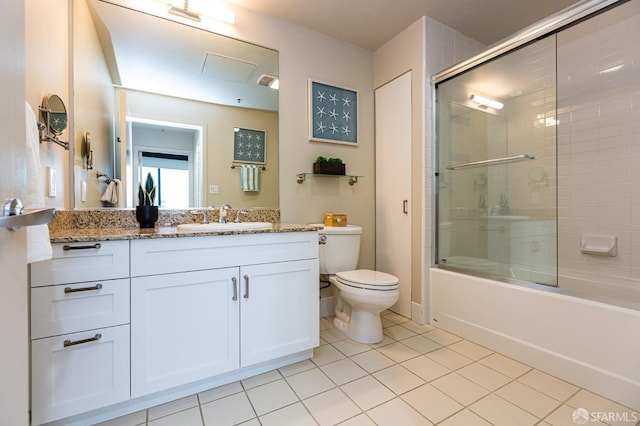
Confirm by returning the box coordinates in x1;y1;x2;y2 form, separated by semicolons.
46;167;57;197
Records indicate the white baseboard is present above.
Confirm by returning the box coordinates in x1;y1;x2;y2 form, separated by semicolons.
320;296;336;317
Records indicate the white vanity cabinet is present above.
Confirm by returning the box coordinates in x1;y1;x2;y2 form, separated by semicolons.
130;232;319;397
29;241;130;425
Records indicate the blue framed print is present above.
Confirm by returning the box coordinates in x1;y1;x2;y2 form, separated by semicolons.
233;128;266;164
309;80;358;145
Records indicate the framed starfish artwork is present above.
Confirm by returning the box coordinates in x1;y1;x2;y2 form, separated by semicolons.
308;79;358;145
233;127;267;164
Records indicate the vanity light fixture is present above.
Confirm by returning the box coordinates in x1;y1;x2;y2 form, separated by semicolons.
257;74;279;90
470;94;504;110
168;0;236;25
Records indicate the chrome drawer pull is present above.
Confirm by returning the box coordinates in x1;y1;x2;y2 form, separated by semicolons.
64;283;103;294
63;333;102;348
231;277;238;301
244;275;250;299
63;243;101;251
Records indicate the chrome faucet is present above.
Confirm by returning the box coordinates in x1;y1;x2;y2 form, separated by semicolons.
219;204;232;223
235;209;248;223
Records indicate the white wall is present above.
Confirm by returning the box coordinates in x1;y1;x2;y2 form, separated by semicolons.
374;17;484;321
0;1;30;424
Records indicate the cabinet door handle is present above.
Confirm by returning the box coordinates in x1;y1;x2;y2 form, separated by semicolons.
231;277;238;301
64;283;103;294
403;199;408;214
243;275;250;299
63;333;102;348
63;243;101;251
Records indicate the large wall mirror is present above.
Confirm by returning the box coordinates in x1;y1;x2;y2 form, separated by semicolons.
73;0;279;209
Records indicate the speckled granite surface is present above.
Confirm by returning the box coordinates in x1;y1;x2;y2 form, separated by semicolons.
49;208;320;243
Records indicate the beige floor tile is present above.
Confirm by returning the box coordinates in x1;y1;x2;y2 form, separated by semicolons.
426;347;473;370
399;335;443;354
198;381;243;404
376;341;421;363
245;379;299;416
286;367;335;399
304;388;362;425
447;340;492;361
258;402;317;426
381;312;411;324
457;362;511;391
238;419;261;425
333;339;372;357
401;355;451;382
278;359;316;377
201;392;255;425
321;327;348;343
366;398;432;425
339;413;377;425
241;369;282;390
423;329;462;346
373;364;425;395
341;375;395;410
438;409;493;426
148;395;199;421
544;404;608;426
470;394;538;426
148;406;202;426
320;358;368;385
399;321;437;334
517;369;579;401
402;383;464;423
478;353;531;379
351;349;396;373
368;335;396;348
319;316;335;330
312;343;346;366
496;381;562;417
431;372;490;406
384;324;418;340
565;389;637;425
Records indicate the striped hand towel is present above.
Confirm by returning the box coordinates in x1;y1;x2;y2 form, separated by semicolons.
240;164;260;192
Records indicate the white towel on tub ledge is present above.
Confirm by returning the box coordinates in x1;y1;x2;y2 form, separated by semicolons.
25;101;52;263
240;164;260;192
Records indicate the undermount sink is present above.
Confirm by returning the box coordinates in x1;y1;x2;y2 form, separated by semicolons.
176;222;273;232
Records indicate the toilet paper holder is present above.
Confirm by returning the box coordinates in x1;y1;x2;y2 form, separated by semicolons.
580;234;617;257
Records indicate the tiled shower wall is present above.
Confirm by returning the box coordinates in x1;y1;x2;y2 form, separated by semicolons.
556;0;640;302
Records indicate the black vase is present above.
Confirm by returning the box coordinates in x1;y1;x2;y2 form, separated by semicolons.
136;205;159;228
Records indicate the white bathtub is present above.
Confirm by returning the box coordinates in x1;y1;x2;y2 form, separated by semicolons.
430;268;640;410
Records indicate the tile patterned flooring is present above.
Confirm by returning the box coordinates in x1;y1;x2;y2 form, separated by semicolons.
100;312;637;426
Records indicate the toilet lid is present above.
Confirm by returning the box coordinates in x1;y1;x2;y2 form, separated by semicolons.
335;269;399;290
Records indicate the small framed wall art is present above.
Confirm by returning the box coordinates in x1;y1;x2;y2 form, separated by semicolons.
308;79;358;145
233;127;267;164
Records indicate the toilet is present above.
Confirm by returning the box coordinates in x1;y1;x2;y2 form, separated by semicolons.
315;224;399;343
438;221;500;274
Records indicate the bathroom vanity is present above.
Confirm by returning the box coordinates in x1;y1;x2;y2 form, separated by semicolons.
29;224;319;425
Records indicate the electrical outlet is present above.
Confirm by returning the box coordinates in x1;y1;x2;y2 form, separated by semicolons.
209;184;219;194
47;167;57;198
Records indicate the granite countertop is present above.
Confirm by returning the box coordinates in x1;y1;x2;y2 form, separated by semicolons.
49;223;321;243
47;208;321;243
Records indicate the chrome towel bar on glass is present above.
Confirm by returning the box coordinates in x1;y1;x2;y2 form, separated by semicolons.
446;154;536;170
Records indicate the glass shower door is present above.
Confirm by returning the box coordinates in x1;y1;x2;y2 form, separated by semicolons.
436;36;557;285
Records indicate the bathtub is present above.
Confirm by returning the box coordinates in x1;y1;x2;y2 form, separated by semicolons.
430;268;640;410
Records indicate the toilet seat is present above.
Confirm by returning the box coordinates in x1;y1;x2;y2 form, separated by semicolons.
442;256;499;273
335;269;399;291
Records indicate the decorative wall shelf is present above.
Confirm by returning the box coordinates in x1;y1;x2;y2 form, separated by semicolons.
296;173;361;186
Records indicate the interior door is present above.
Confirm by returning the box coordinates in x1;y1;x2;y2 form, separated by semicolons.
375;72;412;317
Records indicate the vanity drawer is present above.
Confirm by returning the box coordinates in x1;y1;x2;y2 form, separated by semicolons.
31;278;130;339
30;240;129;287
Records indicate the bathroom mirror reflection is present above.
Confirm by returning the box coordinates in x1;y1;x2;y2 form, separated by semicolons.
73;0;279;209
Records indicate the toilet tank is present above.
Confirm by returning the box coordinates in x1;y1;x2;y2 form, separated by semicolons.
313;224;362;274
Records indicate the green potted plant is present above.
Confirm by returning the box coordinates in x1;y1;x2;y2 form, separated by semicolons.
135;172;158;228
313;156;346;175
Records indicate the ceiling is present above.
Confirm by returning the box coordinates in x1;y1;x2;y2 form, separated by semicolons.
227;0;584;50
